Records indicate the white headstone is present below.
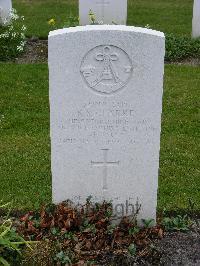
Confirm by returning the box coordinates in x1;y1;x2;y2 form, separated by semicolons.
0;0;12;25
192;0;200;38
79;0;127;25
49;25;165;223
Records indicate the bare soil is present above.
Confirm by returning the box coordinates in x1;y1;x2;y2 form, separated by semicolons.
98;229;200;265
15;38;48;64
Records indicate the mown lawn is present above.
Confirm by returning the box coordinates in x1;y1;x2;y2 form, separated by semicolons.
0;64;199;211
13;0;193;38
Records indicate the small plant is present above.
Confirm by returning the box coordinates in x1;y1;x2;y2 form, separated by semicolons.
162;214;192;232
0;8;26;61
106;224;116;235
128;226;140;235
63;15;79;28
128;243;136;256
50;227;60;236
141;219;155;228
89;9;97;24
54;250;73;265
0;202;33;265
48;18;56;26
80;219;96;234
48;14;79;31
63;231;75;240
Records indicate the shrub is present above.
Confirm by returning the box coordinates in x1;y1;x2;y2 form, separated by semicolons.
165;33;200;61
0;8;26;61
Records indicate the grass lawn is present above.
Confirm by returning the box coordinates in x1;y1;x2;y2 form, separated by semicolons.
0;63;199;212
13;0;193;39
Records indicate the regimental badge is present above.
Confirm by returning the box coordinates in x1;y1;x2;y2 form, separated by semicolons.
80;45;133;95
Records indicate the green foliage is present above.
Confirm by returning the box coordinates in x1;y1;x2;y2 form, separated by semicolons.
162;214;192;231
54;250;73;265
166;34;200;61
63;231;75;241
0;203;32;266
128;226;140;236
80;219;96;234
50;227;60;237
106;224;116;235
63;15;79;28
141;219;155;228
128;243;137;256
0;9;26;61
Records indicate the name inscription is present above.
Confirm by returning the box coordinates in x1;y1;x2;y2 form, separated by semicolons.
58;101;157;145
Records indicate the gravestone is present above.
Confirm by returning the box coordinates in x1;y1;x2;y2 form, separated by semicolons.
0;0;12;25
79;0;127;25
192;0;200;38
49;25;165;223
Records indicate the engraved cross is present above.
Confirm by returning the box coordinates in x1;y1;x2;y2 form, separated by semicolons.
96;0;110;20
91;149;119;191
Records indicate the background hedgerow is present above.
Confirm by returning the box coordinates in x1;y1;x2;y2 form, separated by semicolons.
165;34;200;61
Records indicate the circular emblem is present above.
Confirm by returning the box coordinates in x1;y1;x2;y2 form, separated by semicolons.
80;45;133;95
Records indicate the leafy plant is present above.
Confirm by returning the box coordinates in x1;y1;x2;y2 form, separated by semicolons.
106;224;116;235
141;219;155;228
50;227;60;237
80;219;96;234
54;250;72;265
0;8;26;61
162;214;192;231
128;226;140;235
165;33;200;61
48;14;79;30
128;243;136;256
0;202;33;266
63;231;75;240
63;14;79;28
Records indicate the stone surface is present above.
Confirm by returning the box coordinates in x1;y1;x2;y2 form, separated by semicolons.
48;25;165;223
192;0;200;38
79;0;127;25
0;0;12;25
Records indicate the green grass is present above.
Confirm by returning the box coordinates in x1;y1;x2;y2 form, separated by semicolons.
0;64;51;209
0;64;199;211
159;65;200;211
13;0;193;38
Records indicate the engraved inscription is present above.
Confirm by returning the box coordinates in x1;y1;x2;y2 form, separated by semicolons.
91;149;119;191
58;101;158;146
80;45;133;94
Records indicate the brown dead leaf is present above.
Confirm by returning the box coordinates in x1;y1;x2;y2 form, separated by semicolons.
85;240;92;250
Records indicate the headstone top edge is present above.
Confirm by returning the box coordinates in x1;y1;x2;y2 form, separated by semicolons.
48;25;165;39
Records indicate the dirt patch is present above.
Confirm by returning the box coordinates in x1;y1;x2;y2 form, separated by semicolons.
98;230;200;265
14;38;200;66
166;57;200;66
15;38;48;64
155;230;200;266
20;229;200;265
